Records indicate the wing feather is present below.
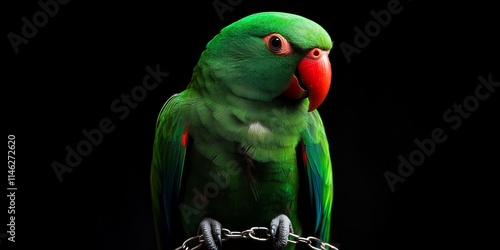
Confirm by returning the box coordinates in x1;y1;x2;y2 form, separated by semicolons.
150;93;188;250
300;110;333;243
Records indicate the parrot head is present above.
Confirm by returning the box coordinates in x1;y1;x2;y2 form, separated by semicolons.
196;11;332;112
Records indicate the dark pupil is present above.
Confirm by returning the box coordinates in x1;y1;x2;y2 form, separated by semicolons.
270;36;281;50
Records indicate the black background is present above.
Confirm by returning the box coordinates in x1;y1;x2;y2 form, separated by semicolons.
3;0;499;250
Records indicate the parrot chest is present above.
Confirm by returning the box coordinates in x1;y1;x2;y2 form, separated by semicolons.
180;96;308;232
181;139;302;233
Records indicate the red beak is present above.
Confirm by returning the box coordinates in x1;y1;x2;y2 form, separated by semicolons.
283;48;331;111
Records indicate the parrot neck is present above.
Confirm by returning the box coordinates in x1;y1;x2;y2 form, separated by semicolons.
186;86;310;168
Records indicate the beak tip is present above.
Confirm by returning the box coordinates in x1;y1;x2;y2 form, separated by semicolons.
307;96;326;112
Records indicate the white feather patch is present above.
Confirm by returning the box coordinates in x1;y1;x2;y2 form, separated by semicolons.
248;122;270;136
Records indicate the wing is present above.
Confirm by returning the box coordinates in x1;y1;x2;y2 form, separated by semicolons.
150;93;189;250
300;110;333;243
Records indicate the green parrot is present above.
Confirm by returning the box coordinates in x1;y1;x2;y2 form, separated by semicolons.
150;12;334;250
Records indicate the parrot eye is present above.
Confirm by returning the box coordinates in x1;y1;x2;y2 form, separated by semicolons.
263;33;293;55
269;36;282;51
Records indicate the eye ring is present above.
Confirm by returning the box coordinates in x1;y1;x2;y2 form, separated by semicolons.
263;33;293;55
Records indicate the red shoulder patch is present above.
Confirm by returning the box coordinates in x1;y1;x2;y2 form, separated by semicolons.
181;127;189;148
301;140;307;167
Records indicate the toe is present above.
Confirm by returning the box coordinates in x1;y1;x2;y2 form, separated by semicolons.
198;217;222;250
270;214;293;249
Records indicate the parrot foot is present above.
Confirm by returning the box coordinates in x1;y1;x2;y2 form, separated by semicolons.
270;214;293;249
198;217;223;250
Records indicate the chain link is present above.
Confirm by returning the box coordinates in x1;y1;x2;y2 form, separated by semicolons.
175;235;204;250
175;227;339;250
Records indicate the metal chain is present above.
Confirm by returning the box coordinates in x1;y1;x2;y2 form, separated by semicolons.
175;227;339;250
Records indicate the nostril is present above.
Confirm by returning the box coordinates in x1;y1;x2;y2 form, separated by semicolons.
309;48;322;59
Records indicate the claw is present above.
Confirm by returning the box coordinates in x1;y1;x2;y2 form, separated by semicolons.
270;214;293;249
271;224;277;239
198;217;222;250
217;233;222;248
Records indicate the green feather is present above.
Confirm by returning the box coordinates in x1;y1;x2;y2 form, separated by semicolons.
301;110;333;243
150;93;189;249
